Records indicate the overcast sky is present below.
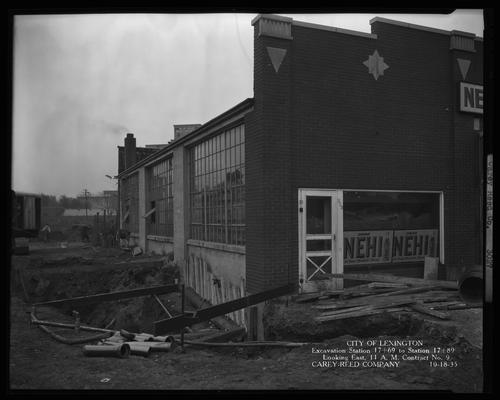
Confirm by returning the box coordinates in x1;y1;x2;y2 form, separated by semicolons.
12;10;484;198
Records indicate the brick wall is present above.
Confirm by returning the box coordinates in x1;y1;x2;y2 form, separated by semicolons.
246;18;483;293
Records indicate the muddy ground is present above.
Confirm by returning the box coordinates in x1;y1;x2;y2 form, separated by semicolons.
9;242;484;392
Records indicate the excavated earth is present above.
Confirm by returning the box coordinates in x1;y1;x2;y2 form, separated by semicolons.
9;242;485;392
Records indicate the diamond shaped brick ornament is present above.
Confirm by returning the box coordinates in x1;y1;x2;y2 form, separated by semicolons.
267;47;287;73
363;50;389;80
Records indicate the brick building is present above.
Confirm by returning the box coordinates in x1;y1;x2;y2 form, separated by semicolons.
117;14;484;336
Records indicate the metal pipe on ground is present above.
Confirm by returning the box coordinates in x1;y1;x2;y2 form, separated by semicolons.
102;341;175;352
38;324;113;345
30;314;115;334
83;344;130;358
183;340;306;348
124;341;175;352
458;265;484;305
151;335;176;343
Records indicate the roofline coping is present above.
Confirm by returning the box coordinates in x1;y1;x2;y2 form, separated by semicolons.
251;13;293;26
293;20;378;39
370;16;481;39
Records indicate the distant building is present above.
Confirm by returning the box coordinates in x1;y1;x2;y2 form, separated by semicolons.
76;191;118;212
117;133;163;174
174;124;202;140
63;209;116;217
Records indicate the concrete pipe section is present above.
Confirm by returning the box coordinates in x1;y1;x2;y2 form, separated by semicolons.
126;343;151;357
83;343;130;358
458;265;484;306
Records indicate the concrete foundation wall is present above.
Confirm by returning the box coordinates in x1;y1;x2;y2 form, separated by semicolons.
184;242;246;326
128;234;140;248
147;237;174;256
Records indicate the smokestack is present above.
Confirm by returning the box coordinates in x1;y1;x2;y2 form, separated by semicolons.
124;133;137;170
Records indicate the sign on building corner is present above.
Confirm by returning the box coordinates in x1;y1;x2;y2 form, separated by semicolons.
459;82;483;114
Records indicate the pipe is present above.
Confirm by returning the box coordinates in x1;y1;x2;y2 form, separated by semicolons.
151;335;176;343
127;343;151;357
38;324;113;345
458;265;484;305
30;312;115;334
124;341;175;352
183;340;307;348
83;344;130;358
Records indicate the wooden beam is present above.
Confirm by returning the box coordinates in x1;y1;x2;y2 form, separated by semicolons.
410;303;450;320
154;283;296;335
121;210;130;225
152;294;172;318
142;208;156;219
327;273;457;289
33;284;179;307
315;307;406;322
314;291;454;311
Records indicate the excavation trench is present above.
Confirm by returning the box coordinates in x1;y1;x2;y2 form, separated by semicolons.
15;256;184;334
13;252;477;355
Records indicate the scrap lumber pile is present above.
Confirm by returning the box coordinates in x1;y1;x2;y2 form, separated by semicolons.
295;273;480;323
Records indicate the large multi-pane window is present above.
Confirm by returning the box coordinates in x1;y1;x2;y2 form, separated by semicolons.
146;158;174;237
190;124;245;245
120;173;139;233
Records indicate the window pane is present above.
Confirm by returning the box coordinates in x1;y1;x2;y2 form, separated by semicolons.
306;196;332;234
189;125;245;245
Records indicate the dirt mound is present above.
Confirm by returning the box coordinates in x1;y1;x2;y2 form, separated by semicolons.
263;300;424;342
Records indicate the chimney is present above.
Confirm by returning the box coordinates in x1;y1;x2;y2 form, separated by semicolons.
174;124;202;140
124;133;137;170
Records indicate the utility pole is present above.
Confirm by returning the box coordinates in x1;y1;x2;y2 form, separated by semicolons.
82;189;90;218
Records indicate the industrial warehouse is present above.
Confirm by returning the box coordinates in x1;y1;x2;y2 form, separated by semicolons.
116;14;484;336
11;12;489;392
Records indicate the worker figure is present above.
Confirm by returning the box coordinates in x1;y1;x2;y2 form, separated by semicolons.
41;224;51;242
81;225;90;242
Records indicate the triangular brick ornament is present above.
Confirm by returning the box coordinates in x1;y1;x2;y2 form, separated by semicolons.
267;47;287;73
457;58;471;80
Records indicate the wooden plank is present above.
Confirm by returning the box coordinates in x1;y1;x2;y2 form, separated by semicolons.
33;284;179;307
371;285;443;298
142;207;156;219
428;301;463;310
318;305;374;317
446;303;481;310
316;307;406;322
295;293;323;303
318;297;418;318
196;326;247;343
154;284;296;334
313;290;450;311
327;273;457;289
410;303;450;320
153;294;172;318
367;282;409;289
